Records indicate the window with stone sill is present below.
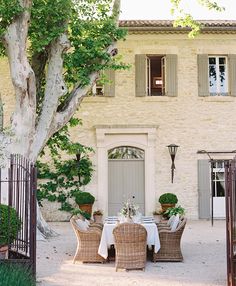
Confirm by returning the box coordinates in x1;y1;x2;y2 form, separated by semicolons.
209;56;228;96
198;54;236;97
135;54;177;97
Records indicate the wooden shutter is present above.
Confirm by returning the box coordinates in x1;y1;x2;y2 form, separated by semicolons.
104;70;115;97
135;54;147;97
198;160;211;219
228;54;236;97
165;54;177;97
198;54;209;97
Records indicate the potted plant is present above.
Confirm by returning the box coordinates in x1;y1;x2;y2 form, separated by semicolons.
158;193;178;212
93;210;103;223
152;209;163;223
74;191;95;216
164;205;185;218
0;204;21;259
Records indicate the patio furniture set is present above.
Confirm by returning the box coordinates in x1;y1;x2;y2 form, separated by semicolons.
70;214;186;271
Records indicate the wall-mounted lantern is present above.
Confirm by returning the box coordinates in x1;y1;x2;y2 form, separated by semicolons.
167;144;179;183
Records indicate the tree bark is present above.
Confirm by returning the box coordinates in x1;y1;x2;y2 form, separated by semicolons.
1;0;121;238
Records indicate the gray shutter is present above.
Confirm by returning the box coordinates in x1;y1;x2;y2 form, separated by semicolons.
228;54;236;97
104;70;115;97
198;160;211;219
165;54;177;97
135;54;147;97
198;54;209;97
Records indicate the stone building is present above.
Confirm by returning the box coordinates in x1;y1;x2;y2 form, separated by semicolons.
73;20;236;220
1;20;236;220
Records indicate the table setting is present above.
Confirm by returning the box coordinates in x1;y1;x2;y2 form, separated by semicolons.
98;201;160;259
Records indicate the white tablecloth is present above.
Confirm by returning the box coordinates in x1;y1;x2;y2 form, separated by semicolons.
98;222;160;259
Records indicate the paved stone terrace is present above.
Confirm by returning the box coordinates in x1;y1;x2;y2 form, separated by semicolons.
37;220;226;286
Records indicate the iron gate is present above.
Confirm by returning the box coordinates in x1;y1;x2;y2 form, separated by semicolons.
0;154;37;275
225;158;236;286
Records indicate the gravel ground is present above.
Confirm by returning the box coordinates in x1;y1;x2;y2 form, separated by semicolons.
36;220;227;286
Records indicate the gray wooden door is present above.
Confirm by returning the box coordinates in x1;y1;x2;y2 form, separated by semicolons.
108;159;145;216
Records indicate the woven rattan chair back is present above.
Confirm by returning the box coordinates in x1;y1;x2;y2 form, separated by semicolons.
70;217;104;263
153;217;187;262
113;223;147;271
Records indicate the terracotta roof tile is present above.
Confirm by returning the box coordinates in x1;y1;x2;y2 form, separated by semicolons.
119;20;236;28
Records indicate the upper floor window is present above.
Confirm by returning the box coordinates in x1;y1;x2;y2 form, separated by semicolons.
209;56;228;96
135;54;177;97
87;70;115;97
147;56;166;96
198;54;236;97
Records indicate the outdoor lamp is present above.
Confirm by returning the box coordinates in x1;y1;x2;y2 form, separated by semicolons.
167;144;179;183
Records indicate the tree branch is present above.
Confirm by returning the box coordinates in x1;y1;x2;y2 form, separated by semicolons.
3;1;37;156
48;0;121;136
30;33;70;160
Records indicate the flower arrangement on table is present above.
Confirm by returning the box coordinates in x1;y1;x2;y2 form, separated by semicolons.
119;200;139;221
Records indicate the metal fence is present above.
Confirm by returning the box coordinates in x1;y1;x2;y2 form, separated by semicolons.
225;158;236;286
0;154;37;275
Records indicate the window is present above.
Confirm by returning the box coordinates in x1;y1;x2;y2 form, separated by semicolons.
212;160;226;197
198;54;236;97
147;56;166;96
108;146;144;159
209;56;228;96
135;54;177;97
87;70;115;97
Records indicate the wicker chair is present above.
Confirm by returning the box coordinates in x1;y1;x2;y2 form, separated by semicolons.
153;217;187;262
70;217;105;263
113;223;147;271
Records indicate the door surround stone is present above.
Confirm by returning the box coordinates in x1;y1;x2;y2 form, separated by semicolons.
95;124;157;216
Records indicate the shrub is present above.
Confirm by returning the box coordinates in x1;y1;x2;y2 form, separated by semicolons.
74;191;95;205
0;264;35;286
0;204;21;246
164;205;185;218
158;193;178;204
72;208;91;220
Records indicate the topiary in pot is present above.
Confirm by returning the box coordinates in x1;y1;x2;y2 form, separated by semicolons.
74;191;95;216
0;204;21;258
158;193;178;212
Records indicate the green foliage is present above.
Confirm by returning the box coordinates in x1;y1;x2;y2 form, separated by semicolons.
158;193;178;205
37;118;94;213
164;205;185;218
0;264;35;286
74;191;95;205
29;0;72;53
170;0;225;37
63;1;127;89
72;208;91;220
0;204;21;246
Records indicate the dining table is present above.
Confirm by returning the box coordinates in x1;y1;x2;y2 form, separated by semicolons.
98;216;161;259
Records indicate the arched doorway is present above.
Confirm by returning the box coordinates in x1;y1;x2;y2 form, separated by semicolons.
108;146;145;215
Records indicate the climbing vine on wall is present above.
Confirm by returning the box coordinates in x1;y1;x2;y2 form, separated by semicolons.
37;118;94;212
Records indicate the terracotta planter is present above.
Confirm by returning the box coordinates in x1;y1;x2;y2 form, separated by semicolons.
79;204;93;215
161;203;176;212
0;245;8;259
